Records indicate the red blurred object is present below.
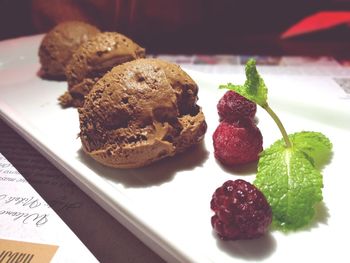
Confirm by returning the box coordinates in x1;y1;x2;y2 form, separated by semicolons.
281;11;350;39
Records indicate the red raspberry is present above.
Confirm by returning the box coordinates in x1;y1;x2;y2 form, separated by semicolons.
213;120;263;166
217;90;256;122
210;179;272;240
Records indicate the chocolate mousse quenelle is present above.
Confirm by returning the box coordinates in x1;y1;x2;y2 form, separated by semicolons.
78;58;207;168
38;21;100;79
59;32;146;108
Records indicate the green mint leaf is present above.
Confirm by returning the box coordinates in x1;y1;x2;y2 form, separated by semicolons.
264;131;333;168
254;138;324;231
220;59;268;107
289;131;332;168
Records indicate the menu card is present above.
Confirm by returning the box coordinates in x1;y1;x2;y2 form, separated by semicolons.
0;153;98;263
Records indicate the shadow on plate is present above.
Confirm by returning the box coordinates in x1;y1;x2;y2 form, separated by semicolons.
215;159;258;175
273;200;329;235
212;202;328;261
36;68;66;81
77;141;209;188
299;201;330;231
214;231;277;261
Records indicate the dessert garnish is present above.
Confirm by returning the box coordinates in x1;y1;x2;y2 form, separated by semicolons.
217;90;257;122
211;179;272;240
220;59;332;231
213;119;262;166
213;89;262;165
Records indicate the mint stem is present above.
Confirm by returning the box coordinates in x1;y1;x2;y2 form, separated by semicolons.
263;104;292;148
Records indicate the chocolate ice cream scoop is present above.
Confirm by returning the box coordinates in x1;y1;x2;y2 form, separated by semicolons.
78;58;207;168
60;32;146;108
38;21;100;79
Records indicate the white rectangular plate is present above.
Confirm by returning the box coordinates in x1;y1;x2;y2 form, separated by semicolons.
1;35;350;262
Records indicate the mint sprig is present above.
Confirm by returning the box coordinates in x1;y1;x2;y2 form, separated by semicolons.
220;59;292;147
219;59;267;107
220;59;333;231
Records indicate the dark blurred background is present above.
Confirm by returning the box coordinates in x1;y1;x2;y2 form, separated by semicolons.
0;0;349;57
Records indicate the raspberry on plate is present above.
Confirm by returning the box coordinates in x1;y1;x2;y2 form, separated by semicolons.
213;120;263;166
210;179;272;240
217;90;256;122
